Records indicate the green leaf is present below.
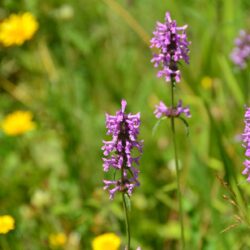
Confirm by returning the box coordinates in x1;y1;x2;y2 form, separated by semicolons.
177;116;190;136
218;55;244;107
124;193;131;212
152;117;167;136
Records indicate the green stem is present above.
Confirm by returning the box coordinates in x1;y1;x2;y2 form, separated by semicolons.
170;80;185;249
122;193;131;250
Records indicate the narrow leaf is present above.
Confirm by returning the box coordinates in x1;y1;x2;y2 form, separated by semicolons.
177;116;190;136
124;193;131;212
152;117;166;136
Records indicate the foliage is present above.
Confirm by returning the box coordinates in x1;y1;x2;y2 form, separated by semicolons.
0;0;250;249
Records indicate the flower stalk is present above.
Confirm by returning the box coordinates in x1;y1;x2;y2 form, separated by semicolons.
170;81;185;248
122;193;131;250
102;100;143;249
150;12;191;249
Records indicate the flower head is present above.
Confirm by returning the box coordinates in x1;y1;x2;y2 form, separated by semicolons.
201;76;213;89
154;100;191;119
242;107;250;181
49;233;67;247
0;12;38;46
92;233;121;250
230;30;250;69
0;215;15;234
102;100;143;199
1;110;36;136
150;12;190;83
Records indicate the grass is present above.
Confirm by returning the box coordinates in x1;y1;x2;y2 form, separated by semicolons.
0;0;250;249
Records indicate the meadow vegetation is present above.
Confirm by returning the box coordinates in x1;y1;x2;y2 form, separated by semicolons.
0;0;250;249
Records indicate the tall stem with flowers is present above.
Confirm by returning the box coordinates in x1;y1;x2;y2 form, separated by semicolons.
102;100;143;250
150;12;191;249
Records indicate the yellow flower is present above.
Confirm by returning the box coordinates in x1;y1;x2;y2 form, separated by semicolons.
1;110;36;136
0;215;15;234
0;12;38;46
92;233;121;250
49;233;67;247
201;76;213;89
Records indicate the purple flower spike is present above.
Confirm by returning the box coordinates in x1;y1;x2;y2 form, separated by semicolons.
102;100;143;199
230;30;250;69
242;107;250;182
154;100;191;119
150;12;190;83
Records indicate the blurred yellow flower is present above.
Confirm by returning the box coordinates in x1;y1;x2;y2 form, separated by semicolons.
49;233;67;247
0;12;38;46
92;233;121;250
0;215;15;234
201;76;213;89
1;110;36;136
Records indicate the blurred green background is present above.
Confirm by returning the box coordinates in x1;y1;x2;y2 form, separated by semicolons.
0;0;250;249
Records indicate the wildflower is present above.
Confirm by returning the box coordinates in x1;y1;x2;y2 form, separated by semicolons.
0;215;15;234
92;233;121;250
1;110;36;136
242;107;250;181
0;12;38;46
150;12;190;83
102;100;143;199
230;30;250;69
154;100;191;119
201;76;213;89
49;233;67;247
